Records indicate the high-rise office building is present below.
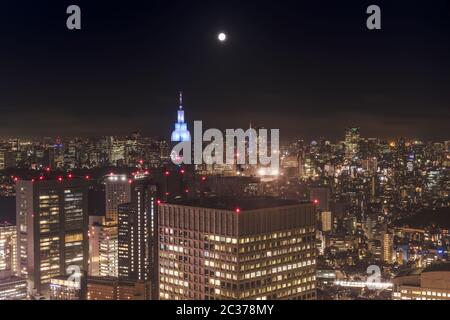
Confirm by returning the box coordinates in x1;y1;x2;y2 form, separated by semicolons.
105;174;131;223
15;178;89;296
110;139;126;166
0;150;4;170
88;217;102;276
0;150;17;170
0;223;27;300
118;203;133;280
382;232;394;264
321;211;333;232
99;220;118;277
344;127;360;161
117;175;158;298
89;219;118;277
0;223;17;276
0;276;28;300
158;197;317;300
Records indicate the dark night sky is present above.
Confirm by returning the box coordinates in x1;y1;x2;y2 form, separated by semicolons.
0;0;449;141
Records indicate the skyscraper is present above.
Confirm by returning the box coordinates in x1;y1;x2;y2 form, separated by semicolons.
15;178;89;296
0;223;17;277
158;197;317;300
382;232;394;264
89;219;118;277
344;127;360;161
105;174;131;224
0;276;27;300
170;92;191;142
118;203;133;280
0;223;27;300
321;211;333;232
117;175;158;298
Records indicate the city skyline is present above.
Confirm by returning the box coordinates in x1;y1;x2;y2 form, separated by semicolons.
0;0;449;304
0;124;449;301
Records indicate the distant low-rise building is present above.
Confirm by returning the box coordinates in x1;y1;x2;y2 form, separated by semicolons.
50;275;83;300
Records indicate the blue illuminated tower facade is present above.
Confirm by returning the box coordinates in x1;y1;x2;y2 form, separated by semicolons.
171;92;191;142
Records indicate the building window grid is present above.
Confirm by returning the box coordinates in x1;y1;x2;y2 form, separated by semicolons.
159;226;316;300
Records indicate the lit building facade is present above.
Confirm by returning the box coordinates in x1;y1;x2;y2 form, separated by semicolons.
158;198;317;300
15;178;89;296
321;211;333;232
86;276;151;300
118;203;133;280
0;223;17;276
117;175;159;298
49;275;83;300
393;263;450;300
105;174;131;223
0;224;26;300
99;221;118;277
89;219;118;277
344;127;360;161
382;232;394;264
0;276;27;300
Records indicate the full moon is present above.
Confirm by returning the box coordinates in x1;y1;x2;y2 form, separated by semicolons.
218;33;227;42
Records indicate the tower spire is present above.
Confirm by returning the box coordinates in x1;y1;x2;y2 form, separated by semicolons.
171;91;191;142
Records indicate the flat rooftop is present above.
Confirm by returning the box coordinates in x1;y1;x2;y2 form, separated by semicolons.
395;263;450;278
394;268;425;278
166;197;310;211
424;262;450;273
